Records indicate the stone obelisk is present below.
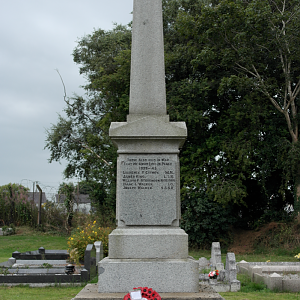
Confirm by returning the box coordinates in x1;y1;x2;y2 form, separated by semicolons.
98;0;199;293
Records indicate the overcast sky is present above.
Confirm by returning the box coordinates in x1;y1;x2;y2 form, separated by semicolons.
0;0;133;195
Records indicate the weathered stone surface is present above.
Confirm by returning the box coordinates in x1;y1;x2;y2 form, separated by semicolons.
73;284;225;300
117;154;179;226
199;257;210;271
15;259;67;265
101;0;198;294
268;273;283;291
8;257;16;266
210;242;221;270
108;227;188;259
230;280;241;292
98;257;200;293
94;241;103;265
225;253;237;282
129;0;166;115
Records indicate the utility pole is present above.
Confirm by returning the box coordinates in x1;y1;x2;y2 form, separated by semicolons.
33;182;35;206
36;184;42;225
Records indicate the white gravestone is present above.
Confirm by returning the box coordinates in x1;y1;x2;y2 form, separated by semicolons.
98;0;199;293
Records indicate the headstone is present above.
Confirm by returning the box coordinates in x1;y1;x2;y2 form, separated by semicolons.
225;253;238;282
211;242;223;270
98;0;199;293
84;244;97;280
199;257;210;271
94;241;103;266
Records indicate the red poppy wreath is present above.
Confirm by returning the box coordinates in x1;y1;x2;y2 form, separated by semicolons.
123;287;161;300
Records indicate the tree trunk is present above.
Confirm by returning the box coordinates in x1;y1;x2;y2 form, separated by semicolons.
295;166;300;220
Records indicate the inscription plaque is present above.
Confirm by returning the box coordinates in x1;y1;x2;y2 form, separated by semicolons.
117;154;179;226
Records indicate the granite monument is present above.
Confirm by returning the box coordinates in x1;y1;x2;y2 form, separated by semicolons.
98;0;199;293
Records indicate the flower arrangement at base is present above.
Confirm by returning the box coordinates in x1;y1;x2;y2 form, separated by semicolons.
208;270;219;279
295;253;300;261
123;287;161;300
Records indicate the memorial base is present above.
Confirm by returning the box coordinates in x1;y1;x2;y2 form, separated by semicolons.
72;284;225;300
98;257;199;293
109;227;188;259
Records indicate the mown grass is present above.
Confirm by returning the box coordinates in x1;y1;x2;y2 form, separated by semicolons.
0;226;68;263
0;285;83;300
219;273;300;299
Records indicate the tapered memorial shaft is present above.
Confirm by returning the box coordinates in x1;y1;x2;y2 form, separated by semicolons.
129;0;166;115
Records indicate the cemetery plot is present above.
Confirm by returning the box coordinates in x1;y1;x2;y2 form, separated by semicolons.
0;244;99;284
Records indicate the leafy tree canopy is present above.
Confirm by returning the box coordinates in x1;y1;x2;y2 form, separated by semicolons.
45;0;299;234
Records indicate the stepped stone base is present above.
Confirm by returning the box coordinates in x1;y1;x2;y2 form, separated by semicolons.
109;227;188;259
98;257;199;293
73;284;225;300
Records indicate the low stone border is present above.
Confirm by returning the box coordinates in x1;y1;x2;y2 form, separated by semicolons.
238;261;300;292
0;272;89;284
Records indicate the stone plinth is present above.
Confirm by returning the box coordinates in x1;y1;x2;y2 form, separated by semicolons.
73;284;225;300
98;258;199;293
109;227;188;259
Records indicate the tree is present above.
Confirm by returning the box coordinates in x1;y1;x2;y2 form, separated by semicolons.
58;182;76;229
45;25;132;216
78;180;114;226
46;0;297;235
176;0;300;207
0;183;32;226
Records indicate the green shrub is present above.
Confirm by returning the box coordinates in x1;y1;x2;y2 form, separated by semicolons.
181;190;236;248
67;220;112;261
0;183;36;226
41;201;67;233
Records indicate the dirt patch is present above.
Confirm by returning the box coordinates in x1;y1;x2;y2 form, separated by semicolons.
228;222;280;254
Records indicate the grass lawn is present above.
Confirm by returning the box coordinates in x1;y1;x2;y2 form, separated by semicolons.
0;285;83;300
0;227;68;263
220;292;300;299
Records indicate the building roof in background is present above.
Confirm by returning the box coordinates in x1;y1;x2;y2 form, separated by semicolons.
55;194;90;204
27;192;47;204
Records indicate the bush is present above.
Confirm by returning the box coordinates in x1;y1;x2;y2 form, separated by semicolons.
67;220;112;261
0;183;36;226
181;190;236;248
41;201;67;233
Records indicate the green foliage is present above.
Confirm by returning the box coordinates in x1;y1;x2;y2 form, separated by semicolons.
45;25;131;205
181;190;236;248
67;220;111;261
41;200;68;233
78;180;115;226
45;0;300;243
58;182;76;228
238;274;267;293
0;183;37;226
